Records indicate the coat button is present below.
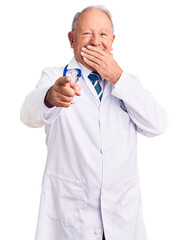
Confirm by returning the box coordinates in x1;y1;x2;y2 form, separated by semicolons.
94;229;102;235
100;149;106;154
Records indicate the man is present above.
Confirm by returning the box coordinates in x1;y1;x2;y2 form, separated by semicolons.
21;5;168;240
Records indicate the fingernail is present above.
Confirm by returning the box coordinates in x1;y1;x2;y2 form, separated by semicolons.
82;47;86;51
87;45;92;49
81;51;84;55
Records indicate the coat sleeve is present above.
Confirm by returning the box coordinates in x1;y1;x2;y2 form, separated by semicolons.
20;68;63;128
111;72;169;137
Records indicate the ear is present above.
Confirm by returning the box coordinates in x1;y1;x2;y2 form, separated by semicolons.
68;32;74;48
111;34;115;51
112;34;115;43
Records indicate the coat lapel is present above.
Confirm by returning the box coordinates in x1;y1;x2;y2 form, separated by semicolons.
66;58;113;104
101;80;113;103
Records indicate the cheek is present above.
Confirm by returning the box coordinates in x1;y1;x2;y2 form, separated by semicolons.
103;41;113;52
77;36;91;46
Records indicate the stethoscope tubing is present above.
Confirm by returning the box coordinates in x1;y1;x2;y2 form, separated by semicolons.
63;64;82;83
62;64;82;104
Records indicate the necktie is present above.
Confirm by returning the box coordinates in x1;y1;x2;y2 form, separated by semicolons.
88;71;103;101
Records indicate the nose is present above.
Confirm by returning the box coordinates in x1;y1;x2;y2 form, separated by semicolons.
90;34;100;47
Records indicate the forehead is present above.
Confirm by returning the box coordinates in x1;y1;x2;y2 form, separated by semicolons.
76;9;112;31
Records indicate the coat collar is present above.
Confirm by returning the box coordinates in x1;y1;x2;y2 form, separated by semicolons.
67;57;113;104
67;57;80;70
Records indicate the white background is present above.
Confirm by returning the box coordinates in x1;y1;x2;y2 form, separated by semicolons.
0;0;189;239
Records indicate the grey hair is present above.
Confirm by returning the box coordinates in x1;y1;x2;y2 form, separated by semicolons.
71;5;114;33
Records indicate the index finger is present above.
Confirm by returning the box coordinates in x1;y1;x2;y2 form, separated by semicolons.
59;76;72;86
85;46;105;56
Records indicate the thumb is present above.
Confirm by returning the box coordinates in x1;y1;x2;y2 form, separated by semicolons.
70;82;81;96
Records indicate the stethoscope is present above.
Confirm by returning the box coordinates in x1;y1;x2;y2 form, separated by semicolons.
63;64;82;83
63;64;82;104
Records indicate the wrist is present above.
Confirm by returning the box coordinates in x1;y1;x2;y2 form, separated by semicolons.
113;68;123;84
44;87;54;108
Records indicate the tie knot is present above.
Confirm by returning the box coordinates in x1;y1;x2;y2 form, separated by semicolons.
88;71;101;83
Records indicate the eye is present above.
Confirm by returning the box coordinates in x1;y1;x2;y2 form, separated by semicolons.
101;33;107;37
82;32;92;36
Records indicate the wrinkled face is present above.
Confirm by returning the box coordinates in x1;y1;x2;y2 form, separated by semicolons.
68;9;115;70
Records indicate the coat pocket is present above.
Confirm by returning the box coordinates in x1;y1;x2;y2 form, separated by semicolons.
43;172;83;224
119;174;141;224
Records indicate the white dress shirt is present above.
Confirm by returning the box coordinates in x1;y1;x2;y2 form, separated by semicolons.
78;61;105;92
21;57;168;240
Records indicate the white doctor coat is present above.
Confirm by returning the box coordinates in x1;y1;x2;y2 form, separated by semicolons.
21;57;168;240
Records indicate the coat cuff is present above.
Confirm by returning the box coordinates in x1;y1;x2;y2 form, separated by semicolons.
43;103;62;124
112;71;140;100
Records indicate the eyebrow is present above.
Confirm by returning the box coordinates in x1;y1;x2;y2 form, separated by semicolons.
80;28;111;33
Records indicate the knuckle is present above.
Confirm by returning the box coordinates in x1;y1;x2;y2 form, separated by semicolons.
53;101;60;107
51;92;58;102
64;103;71;108
92;56;95;61
102;62;106;68
64;96;73;102
56;78;62;85
52;85;58;93
97;59;101;65
70;89;75;97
